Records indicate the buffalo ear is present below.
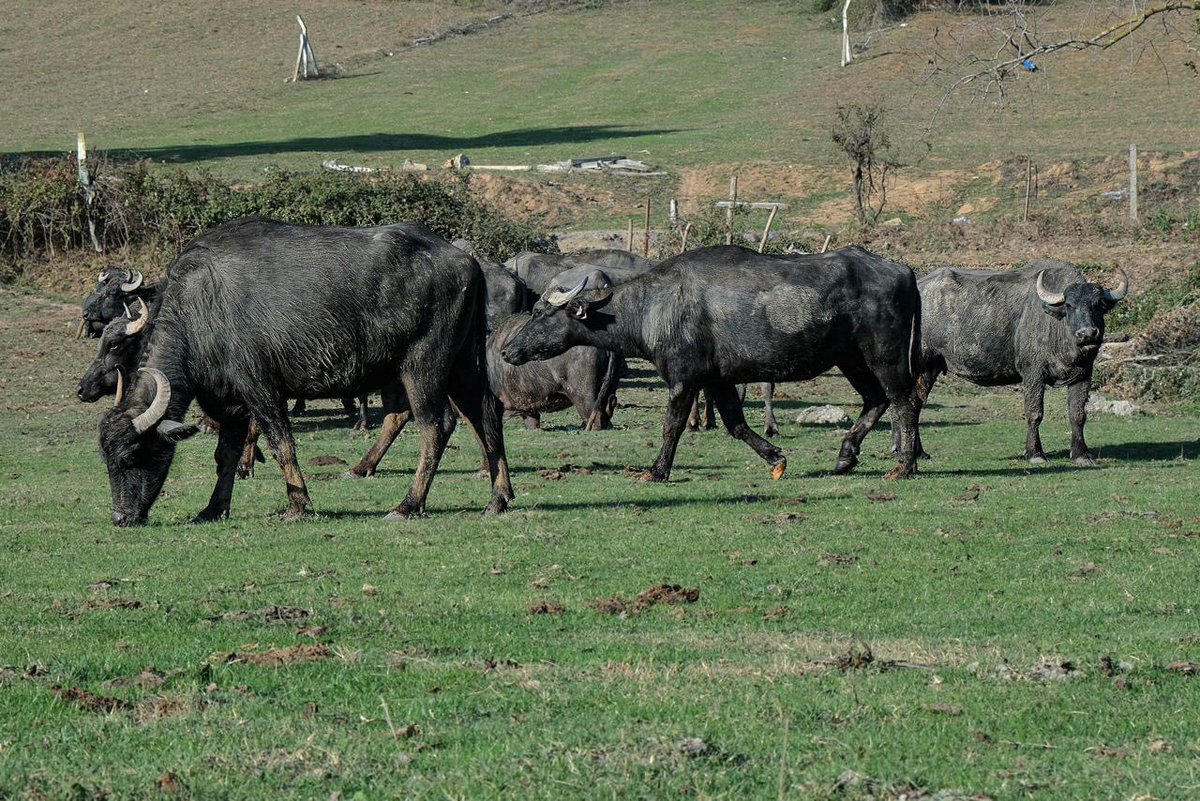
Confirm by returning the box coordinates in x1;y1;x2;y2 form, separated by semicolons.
156;420;199;443
569;301;587;320
1039;301;1067;320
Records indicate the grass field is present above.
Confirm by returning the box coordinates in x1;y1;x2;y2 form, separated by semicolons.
2;289;1198;798
4;0;1198;219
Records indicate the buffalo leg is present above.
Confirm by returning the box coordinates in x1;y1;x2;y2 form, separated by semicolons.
448;364;513;514
885;386;921;480
762;382;779;438
834;364;891;475
386;376;457;519
891;369;937;461
290;398;307;415
193;416;251;523
687;390;716;431
347;384;411;477
643;383;700;482
349;395;370;431
236;417;262;479
1067;380;1096;466
710;382;787;480
1022;378;1048;463
255;407;313;520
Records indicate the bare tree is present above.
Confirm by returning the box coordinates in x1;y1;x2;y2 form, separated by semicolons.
924;0;1199;111
831;103;903;226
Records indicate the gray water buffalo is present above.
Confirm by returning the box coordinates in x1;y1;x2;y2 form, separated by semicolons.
502;244;923;482
895;259;1127;465
78;268;158;339
505;249;654;293
98;216;512;525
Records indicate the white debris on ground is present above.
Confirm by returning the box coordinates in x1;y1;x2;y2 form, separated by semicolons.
794;405;852;425
1086;395;1142;416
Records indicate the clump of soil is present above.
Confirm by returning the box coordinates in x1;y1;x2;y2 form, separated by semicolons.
53;685;131;713
587;584;699;615
528;601;565;615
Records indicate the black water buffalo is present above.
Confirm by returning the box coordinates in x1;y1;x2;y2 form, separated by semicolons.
505;249;654;293
78;268;158;339
488;313;623;430
98;216;512;525
77;298;152;402
895;260;1127;465
502;244;923;481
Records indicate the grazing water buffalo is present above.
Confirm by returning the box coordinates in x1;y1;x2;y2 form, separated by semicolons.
894;260;1128;465
502;244;923;482
98;216;512;525
78;268;158;339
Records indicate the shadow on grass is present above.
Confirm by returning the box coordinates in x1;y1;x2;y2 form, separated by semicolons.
1089;441;1195;461
3;124;682;164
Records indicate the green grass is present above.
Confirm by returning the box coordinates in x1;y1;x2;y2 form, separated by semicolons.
2;289;1199;798
4;0;1198;187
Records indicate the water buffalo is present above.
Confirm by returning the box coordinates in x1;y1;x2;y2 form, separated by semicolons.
78;268;157;339
895;260;1128;465
505;249;654;294
98;216;512;525
502;244;923;482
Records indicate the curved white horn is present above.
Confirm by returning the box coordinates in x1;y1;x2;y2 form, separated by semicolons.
74;318;87;339
131;368;171;434
97;270;106;284
1103;267;1129;303
123;303;132;319
543;277;589;308
124;298;150;336
1036;271;1065;306
119;271;144;292
113;367;126;407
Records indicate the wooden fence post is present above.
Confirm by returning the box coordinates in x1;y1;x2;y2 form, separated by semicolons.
77;132;102;253
757;206;778;253
725;176;738;245
643;198;651;257
292;16;320;81
1128;143;1138;222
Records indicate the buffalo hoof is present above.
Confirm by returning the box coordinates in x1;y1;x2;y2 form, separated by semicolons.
1027;455;1048;465
342;469;370;480
884;462;916;480
385;503;426;521
764;425;780;439
917;450;933;461
279;505;312;522
483;496;509;516
638;469;666;483
1072;454;1098;467
192;508;228;524
833;455;858;475
770;458;787;481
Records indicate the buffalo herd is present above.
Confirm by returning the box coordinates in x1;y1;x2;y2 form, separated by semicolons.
76;215;1129;525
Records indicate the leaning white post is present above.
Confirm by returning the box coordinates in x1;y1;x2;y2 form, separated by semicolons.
841;0;853;66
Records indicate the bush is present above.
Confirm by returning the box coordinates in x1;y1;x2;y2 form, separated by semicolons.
0;157;553;271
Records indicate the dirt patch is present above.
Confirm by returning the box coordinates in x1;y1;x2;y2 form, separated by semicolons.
53;685;131;713
205;605;313;625
528;601;565;615
588;584;700;616
207;643;332;667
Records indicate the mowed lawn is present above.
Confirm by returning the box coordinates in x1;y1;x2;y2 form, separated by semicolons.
1;288;1198;798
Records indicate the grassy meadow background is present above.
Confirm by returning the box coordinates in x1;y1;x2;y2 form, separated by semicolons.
1;0;1199;797
1;289;1198;798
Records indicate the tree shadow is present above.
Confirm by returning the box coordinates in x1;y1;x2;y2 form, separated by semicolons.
3;125;682;164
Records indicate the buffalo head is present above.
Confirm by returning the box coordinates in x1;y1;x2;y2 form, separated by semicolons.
99;367;197;526
77;299;150;402
79;268;144;339
500;273;613;365
1036;268;1128;352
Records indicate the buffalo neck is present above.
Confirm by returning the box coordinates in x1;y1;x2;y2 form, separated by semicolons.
578;280;653;361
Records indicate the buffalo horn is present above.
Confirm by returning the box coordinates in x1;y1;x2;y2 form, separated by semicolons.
124;298;150;336
119;271;144;292
113;367;125;407
131;368;171;434
1035;271;1065;306
543;277;589;308
74;317;87;339
1103;268;1129;303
